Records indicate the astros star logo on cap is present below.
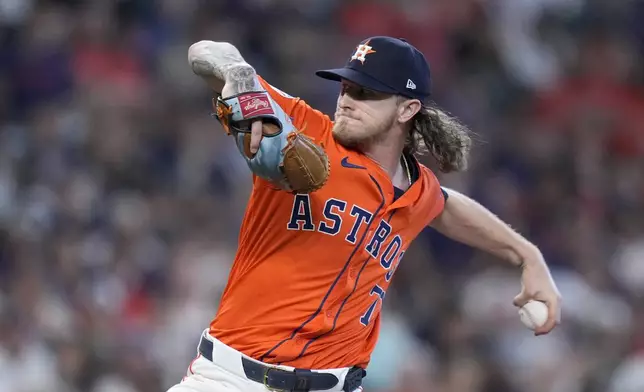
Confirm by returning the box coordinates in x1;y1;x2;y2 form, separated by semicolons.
350;40;376;64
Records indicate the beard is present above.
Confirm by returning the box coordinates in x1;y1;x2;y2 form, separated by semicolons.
332;112;396;149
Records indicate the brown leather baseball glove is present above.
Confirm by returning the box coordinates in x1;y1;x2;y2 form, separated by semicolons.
213;91;330;194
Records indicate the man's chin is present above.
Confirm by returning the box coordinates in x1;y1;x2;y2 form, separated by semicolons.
332;127;361;149
332;131;355;147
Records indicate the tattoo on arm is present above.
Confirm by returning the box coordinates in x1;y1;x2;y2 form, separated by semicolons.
189;41;257;95
191;59;220;80
226;64;257;94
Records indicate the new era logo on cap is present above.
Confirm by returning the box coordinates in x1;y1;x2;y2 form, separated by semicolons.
406;79;416;90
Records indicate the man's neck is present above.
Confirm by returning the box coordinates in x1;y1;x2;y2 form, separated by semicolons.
362;134;408;188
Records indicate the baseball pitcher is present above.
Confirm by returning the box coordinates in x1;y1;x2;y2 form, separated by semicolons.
167;36;562;392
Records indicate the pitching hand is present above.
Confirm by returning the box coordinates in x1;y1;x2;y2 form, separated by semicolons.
513;259;562;336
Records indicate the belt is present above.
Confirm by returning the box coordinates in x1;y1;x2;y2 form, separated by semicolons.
198;334;365;391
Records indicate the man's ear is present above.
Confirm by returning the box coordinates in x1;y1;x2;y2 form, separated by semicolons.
398;99;422;123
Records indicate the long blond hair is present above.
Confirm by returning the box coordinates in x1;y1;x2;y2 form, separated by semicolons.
404;104;472;172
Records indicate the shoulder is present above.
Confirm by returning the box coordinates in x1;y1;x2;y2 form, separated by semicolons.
415;159;439;182
257;74;334;143
416;160;448;202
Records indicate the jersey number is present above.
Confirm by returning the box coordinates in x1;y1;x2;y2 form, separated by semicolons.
359;285;386;326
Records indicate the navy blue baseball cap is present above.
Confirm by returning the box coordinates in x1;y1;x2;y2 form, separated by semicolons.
316;36;431;101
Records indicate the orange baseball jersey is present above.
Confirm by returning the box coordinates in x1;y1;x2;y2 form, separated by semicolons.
209;76;446;370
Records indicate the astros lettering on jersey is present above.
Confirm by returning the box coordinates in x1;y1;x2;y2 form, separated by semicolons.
210;75;446;370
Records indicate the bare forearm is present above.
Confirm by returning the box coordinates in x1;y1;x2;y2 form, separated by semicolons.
431;188;543;267
188;40;257;95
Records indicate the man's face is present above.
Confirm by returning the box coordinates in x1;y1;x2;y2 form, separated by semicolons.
332;80;399;148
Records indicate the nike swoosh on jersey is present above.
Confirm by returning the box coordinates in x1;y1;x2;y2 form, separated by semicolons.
341;157;366;170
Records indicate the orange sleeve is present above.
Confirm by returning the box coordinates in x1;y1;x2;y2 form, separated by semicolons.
257;75;332;141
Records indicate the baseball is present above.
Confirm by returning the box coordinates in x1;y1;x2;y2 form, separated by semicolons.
518;300;549;330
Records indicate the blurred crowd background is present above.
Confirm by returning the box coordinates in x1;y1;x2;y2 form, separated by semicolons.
0;0;643;391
